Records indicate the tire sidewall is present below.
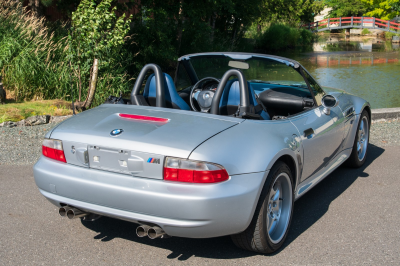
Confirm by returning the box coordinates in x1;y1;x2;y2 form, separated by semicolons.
260;162;294;251
353;110;370;167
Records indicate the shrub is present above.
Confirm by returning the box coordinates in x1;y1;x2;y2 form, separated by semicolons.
385;31;400;39
254;24;314;52
361;28;371;35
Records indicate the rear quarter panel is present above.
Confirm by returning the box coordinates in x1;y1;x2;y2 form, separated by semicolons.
189;118;301;182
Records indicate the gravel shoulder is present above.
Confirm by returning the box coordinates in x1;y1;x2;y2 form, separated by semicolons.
0;122;57;165
1;118;399;165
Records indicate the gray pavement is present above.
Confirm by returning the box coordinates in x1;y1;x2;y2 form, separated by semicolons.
0;144;399;265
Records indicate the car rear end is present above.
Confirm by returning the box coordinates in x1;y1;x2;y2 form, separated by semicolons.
33;105;267;238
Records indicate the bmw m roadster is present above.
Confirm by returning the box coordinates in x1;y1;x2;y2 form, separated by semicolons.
34;52;370;253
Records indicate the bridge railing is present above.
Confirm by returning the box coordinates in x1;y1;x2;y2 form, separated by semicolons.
303;16;400;34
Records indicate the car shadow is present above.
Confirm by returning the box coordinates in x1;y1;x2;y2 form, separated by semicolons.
81;144;384;260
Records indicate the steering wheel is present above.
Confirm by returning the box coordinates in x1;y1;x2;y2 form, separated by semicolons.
190;77;220;112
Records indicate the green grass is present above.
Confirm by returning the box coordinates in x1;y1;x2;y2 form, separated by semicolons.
0;100;73;123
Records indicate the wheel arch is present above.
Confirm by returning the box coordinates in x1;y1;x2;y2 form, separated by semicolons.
277;155;297;185
363;105;371;125
264;150;300;195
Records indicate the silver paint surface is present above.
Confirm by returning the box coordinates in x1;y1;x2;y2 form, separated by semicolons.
34;57;370;238
34;157;267;238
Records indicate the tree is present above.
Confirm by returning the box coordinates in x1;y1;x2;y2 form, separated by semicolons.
125;0;264;71
257;0;321;25
361;0;400;20
68;0;132;109
324;0;369;17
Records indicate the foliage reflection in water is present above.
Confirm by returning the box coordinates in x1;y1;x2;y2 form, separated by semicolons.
280;36;400;108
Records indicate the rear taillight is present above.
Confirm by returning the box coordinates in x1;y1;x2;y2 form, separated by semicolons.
164;157;229;183
42;139;66;163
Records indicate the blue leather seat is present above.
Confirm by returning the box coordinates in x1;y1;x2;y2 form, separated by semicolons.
144;73;190;110
219;79;270;120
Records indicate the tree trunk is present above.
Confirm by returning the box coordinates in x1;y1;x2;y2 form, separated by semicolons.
77;64;82;102
231;19;238;49
84;59;99;109
176;0;184;56
210;12;216;43
257;24;261;33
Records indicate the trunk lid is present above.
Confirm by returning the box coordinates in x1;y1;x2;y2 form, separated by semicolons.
50;105;240;179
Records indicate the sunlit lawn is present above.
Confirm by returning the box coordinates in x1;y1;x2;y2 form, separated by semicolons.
0;100;73;123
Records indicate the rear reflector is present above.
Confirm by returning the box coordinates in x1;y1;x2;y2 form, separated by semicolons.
42;139;66;163
164;157;229;183
119;113;169;123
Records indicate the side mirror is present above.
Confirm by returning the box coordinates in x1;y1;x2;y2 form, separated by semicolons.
321;94;339;115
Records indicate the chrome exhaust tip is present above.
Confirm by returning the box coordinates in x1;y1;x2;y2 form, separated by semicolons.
58;206;71;217
147;226;169;239
136;225;151;238
66;207;89;219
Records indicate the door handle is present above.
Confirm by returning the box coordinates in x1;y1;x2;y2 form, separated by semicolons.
304;128;315;139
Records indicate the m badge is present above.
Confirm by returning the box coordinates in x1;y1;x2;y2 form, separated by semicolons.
147;158;160;164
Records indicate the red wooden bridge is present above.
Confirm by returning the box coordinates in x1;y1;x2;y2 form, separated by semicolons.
304;17;400;34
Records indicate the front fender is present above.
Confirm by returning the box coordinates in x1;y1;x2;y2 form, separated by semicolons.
338;93;370;116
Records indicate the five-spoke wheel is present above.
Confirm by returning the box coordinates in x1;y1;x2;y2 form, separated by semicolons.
357;116;369;162
266;173;292;244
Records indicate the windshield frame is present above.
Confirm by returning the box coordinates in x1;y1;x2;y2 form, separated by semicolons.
174;52;325;107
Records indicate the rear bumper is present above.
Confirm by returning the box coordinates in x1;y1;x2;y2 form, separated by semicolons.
33;157;267;238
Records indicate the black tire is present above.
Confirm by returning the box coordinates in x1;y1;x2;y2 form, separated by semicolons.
231;161;294;253
346;110;370;168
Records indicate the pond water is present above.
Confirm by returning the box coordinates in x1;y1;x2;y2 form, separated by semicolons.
278;35;400;109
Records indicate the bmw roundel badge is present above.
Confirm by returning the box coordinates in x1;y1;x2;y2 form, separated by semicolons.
110;129;124;137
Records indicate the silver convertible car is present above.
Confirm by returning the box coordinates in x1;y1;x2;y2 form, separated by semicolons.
34;52;370;253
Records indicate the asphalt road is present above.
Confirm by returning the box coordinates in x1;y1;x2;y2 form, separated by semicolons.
1;144;399;265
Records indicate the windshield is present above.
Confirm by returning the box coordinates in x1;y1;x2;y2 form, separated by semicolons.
188;56;308;89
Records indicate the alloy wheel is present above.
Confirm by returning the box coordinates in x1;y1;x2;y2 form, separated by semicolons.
266;172;292;244
357;117;369;161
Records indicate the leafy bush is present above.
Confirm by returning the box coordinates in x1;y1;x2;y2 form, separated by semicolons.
68;0;132;108
361;28;371;35
385;31;400;39
254;24;314;52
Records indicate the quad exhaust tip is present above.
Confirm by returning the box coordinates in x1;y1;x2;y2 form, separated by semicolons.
136;225;151;237
67;208;89;219
136;225;170;239
58;206;89;219
58;206;71;217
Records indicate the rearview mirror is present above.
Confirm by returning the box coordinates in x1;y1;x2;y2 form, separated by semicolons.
228;61;249;70
321;94;339;115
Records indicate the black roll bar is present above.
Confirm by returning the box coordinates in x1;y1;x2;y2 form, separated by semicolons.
210;69;251;115
131;64;165;107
